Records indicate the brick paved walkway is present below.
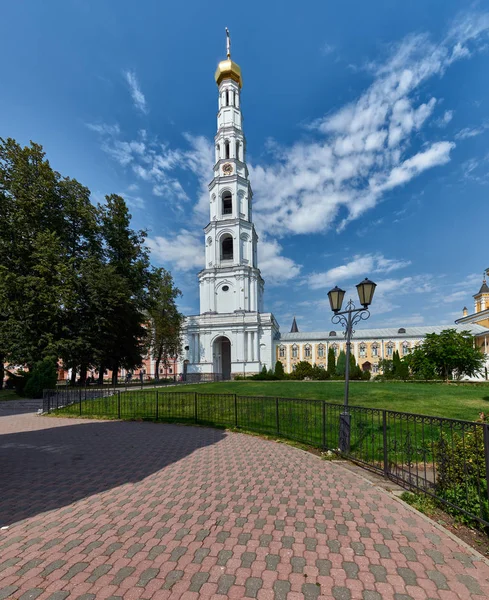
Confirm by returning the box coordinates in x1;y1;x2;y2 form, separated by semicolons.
1;411;489;599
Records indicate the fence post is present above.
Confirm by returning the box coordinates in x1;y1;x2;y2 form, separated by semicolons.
322;401;326;449
117;390;121;419
234;394;238;428
79;388;82;416
383;410;389;476
483;424;489;507
194;392;198;423
156;391;159;420
276;397;280;436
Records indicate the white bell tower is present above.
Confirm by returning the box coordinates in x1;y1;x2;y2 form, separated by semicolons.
200;29;263;315
182;30;279;380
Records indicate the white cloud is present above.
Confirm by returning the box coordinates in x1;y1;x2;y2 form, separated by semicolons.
321;43;335;56
249;13;489;235
258;239;301;286
307;253;411;290
455;123;489;139
147;230;203;271
124;70;148;114
434;109;454;127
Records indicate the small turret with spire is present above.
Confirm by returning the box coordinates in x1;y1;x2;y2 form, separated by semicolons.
473;270;489;314
290;317;299;333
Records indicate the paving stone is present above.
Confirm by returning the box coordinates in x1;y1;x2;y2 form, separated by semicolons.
189;572;209;592
87;564;112;583
362;592;382;600
111;567;136;585
244;577;262;598
18;590;44;600
41;559;67;577
369;564;387;583
397;567;418;587
456;573;483;595
374;543;391;558
427;570;449;591
265;554;280;571
342;561;359;579
46;593;70;600
16;558;43;576
302;582;321;600
62;562;89;581
124;543;144;558
332;586;352;600
273;580;291;600
137;567;160;587
0;587;19;600
217;574;236;595
162;570;184;590
170;546;187;562
217;549;232;566
291;556;306;573
241;551;256;568
148;545;166;560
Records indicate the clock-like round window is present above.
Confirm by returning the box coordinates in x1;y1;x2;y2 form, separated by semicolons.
222;285;229;292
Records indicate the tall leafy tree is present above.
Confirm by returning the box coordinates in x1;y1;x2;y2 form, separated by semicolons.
414;329;485;382
327;347;336;375
336;350;346;376
98;195;152;385
0;139;65;368
147;269;183;378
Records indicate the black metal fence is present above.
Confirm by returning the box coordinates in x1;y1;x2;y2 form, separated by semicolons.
42;389;489;527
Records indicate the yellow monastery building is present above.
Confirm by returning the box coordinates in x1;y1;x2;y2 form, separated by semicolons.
275;271;489;379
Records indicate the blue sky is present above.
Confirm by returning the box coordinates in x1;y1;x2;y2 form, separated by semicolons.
2;1;489;332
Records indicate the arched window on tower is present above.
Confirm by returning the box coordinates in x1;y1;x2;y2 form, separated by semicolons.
233;90;236;106
215;144;220;162
222;192;232;216
236;140;240;161
225;89;229;106
221;235;233;261
224;140;230;159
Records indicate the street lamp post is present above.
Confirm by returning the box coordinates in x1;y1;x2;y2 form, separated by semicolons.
327;278;376;453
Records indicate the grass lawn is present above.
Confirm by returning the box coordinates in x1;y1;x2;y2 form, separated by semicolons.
0;389;22;401
172;380;489;421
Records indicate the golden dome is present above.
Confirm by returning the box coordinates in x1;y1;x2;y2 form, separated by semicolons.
215;58;242;88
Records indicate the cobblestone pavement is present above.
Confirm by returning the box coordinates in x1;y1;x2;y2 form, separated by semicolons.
1;412;489;600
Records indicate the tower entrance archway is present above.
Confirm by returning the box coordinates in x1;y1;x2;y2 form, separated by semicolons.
213;336;231;380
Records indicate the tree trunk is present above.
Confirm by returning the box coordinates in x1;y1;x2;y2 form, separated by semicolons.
70;367;77;386
0;354;4;390
97;365;105;386
79;364;87;386
111;363;119;387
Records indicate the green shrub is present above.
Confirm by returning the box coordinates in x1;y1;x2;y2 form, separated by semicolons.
274;360;285;378
290;361;314;380
435;426;489;525
24;358;58;399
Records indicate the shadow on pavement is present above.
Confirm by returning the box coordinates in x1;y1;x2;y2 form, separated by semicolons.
0;419;225;526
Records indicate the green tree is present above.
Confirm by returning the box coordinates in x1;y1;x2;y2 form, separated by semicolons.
147;269;183;379
24;357;58;399
405;346;437;380
327;347;336;375
0;139;65;368
292;361;314;380
98;195;152;385
274;360;285;378
415;329;484;382
336;350;346;377
378;358;394;377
